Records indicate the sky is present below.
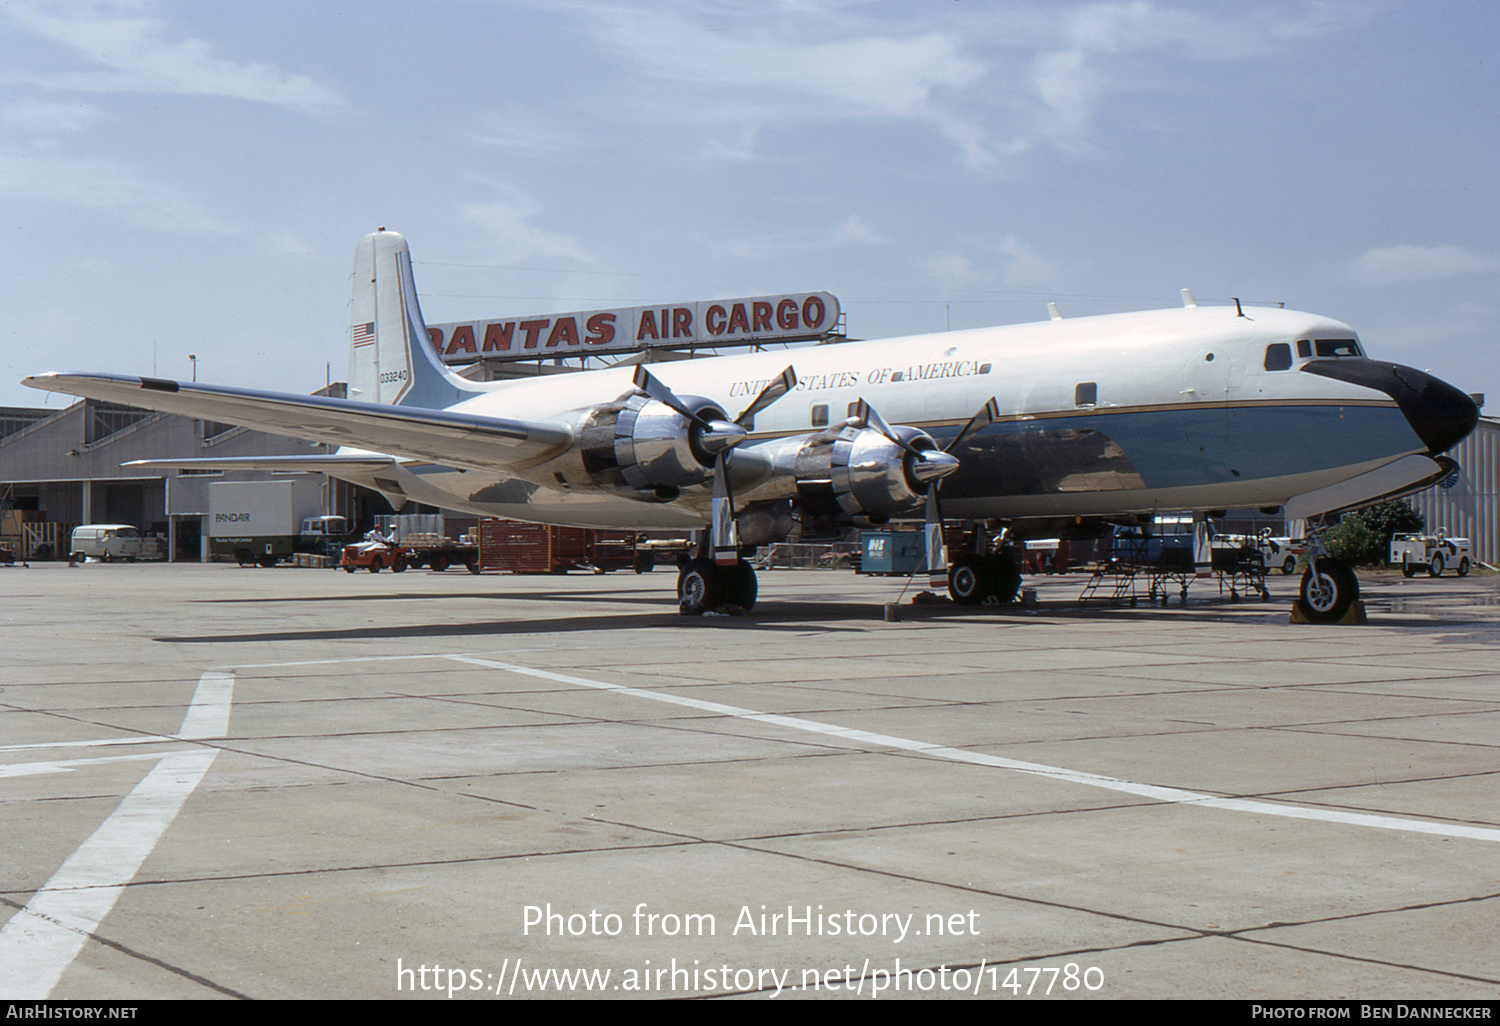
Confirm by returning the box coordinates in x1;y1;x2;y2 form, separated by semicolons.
3;0;1498;413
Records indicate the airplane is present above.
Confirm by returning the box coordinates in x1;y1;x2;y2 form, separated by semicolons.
23;229;1479;622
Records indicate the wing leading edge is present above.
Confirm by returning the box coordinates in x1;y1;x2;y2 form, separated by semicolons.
21;372;572;472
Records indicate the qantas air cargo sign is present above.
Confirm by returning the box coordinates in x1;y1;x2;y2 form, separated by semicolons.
426;292;840;364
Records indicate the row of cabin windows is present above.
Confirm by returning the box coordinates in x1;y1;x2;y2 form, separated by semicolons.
808;387;1099;427
803;338;1366;424
1265;337;1362;371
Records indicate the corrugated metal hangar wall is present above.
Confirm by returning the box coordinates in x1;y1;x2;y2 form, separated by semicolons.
1409;416;1500;566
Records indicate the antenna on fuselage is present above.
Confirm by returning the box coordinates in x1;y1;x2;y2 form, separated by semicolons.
1233;297;1244;317
1180;289;1197;308
1047;302;1062;321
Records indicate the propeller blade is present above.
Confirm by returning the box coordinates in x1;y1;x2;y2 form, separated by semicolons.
735;366;797;428
946;397;999;453
924;487;948;590
632;365;710;429
852;398;923;457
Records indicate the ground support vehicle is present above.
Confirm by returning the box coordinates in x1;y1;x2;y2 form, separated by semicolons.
1258;534;1306;575
340;540;408;573
69;524;166;563
208;479;327;567
367;514;480;572
1391;532;1472;577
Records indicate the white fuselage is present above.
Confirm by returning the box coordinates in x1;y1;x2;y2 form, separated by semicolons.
357;304;1427;529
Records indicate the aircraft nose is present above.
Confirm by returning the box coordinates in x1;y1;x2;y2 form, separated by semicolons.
1300;359;1479;454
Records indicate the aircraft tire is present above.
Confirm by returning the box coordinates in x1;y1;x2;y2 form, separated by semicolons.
723;560;757;612
948;558;984;605
1458;557;1470;577
1296;560;1359;623
1428;553;1444;577
985;555;1022;604
677;558;722;615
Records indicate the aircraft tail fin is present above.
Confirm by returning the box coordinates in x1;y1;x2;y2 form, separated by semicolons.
348;229;483;409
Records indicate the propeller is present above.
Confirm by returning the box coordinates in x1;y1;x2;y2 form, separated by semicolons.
921;397;999;589
632;364;797;565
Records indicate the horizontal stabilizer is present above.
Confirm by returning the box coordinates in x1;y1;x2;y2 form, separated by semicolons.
22;373;572;472
122;455;398;473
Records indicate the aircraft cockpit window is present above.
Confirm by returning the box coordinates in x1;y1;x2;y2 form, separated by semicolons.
1074;382;1097;407
1313;338;1362;358
810;404;829;428
1264;343;1293;371
1296;340;1312;358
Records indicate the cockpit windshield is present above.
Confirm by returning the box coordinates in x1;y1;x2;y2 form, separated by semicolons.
1312;338;1362;358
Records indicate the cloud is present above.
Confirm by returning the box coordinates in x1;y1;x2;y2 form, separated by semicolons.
570;2;1364;172
461;192;594;265
6;0;342;114
916;235;1063;291
1350;244;1500;286
0;151;236;234
2;100;102;133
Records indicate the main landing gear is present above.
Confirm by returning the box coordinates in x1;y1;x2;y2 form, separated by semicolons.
677;556;758;615
947;553;1022;606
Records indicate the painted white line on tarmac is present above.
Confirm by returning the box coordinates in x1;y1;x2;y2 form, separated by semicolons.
0;753;168;778
0;670;232;999
445;654;1500;845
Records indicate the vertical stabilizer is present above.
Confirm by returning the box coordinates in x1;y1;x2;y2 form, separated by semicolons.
348;229;480;408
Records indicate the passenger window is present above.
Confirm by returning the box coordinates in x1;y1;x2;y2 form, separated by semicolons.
810;404;829;427
1264;343;1293;371
1075;382;1097;407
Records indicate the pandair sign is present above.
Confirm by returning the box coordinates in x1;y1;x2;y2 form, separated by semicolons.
426;292;840;364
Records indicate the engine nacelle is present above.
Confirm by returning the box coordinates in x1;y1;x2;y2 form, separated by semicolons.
792;425;942;517
577;393;730;497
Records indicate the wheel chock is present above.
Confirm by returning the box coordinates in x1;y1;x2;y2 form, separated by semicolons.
1289;599;1367;625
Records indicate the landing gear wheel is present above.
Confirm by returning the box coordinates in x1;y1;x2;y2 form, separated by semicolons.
988;555;1022;605
723;560;757;611
1296;560;1359;623
948;555;1021;605
1428;553;1445;577
948;558;984;605
677;558;722;616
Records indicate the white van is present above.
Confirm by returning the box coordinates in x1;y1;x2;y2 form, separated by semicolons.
70;524;159;562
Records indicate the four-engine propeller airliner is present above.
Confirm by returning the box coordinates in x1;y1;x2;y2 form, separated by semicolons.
23;230;1479;620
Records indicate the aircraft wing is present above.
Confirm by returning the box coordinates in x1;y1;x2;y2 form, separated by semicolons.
22;373;573;471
